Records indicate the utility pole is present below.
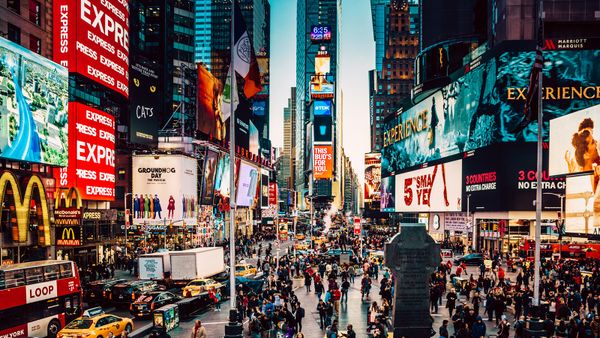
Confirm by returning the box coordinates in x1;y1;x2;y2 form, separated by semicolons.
124;193;132;256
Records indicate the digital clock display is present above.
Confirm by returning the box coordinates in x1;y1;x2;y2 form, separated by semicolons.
311;25;332;42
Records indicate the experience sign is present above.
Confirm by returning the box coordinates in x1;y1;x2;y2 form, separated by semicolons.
53;0;130;97
54;103;116;200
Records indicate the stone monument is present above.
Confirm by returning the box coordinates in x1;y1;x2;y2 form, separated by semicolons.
384;223;441;338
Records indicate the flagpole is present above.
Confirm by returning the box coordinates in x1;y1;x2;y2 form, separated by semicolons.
533;0;544;309
228;0;237;316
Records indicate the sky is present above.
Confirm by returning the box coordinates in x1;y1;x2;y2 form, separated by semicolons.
270;0;375;186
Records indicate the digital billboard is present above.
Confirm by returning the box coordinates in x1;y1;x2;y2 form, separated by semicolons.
395;160;463;212
314;145;333;179
313;100;332;116
214;154;231;210
380;176;395;212
566;174;599;235
310;82;335;99
364;153;381;203
236;162;258;207
382;49;600;176
0;37;69;166
54;103;116;200
261;169;269;209
310;25;332;42
53;0;130;97
549;104;600;176
129;57;159;145
462;143;565;211
201;150;219;205
132;155;198;226
249;120;259;155
196;65;225;141
313;115;332;143
315;55;331;75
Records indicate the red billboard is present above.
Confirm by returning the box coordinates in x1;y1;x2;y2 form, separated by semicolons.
54;103;116;200
53;0;129;97
269;182;278;206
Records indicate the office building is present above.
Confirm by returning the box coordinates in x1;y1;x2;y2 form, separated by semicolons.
1;0;52;58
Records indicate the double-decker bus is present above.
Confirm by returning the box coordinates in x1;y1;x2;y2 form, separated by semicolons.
0;260;82;337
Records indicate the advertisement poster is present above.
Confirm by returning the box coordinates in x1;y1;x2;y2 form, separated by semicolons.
566;174;600;235
382;49;600;176
310;25;332;42
54;103;116;200
395;160;463;212
132;155;198;226
462;143;565;211
201;150;219;205
364;153;382;203
313;145;333;179
214;154;234;212
310;82;335;99
278;223;289;241
444;212;470;232
249;120;259;155
269;182;278;206
313;100;332;116
53;0;129;97
380;176;396;212
314;115;332;143
196;65;225;141
261;169;269;209
236;162;259;207
315;55;331;75
129;57;160;145
549;104;600;176
0;37;69;166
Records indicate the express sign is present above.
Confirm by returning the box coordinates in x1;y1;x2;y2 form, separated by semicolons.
53;0;129;97
54;103;115;200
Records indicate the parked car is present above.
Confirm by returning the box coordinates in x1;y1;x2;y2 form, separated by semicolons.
84;279;127;304
454;253;484;266
235;264;257;277
108;280;163;306
130;291;182;317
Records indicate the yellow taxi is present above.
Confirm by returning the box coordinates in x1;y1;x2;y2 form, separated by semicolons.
235;264;257;277
312;236;329;246
182;278;222;297
295;233;306;241
58;307;133;338
295;241;310;250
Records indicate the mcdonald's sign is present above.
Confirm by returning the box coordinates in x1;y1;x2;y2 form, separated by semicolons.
56;226;81;246
0;171;51;245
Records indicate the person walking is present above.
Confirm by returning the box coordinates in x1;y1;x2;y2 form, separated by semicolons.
341;278;350;303
317;299;327;330
446;288;457;317
471;316;486;338
191;320;206;338
295;303;305;333
304;272;312;293
439;320;449;338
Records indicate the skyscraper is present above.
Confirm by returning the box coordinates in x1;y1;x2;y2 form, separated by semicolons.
282;88;297;191
296;0;342;210
369;0;419;152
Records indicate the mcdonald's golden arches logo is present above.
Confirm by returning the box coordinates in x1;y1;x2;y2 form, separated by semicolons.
56;226;81;246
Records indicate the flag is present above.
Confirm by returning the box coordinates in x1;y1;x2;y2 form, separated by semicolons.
221;65;238;122
512;46;543;134
232;0;262;98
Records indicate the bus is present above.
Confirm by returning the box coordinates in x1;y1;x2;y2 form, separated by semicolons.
0;260;83;337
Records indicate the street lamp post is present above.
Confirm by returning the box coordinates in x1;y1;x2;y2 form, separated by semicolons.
124;193;132;257
543;192;566;260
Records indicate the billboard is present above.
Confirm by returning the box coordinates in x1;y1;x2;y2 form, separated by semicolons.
214;154;231;211
261;169;269;209
382;49;600;176
268;182;278;206
196;65;225;141
315;55;331;75
380;176;396;212
395;160;463;212
314;145;333;179
54;103;115;200
313;115;332;143
201;150;219;205
364;153;381;203
249;120;259;155
310;25;332;42
53;0;130;97
313;100;332;116
549;104;600;176
236;162;258;207
566;174;599;235
0;37;69;166
310;82;335;99
462;143;566;211
132;155;198;225
129;57;160;145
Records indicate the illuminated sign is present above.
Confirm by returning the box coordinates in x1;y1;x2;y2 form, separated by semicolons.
129;58;159;145
315;55;330;75
313;145;333;179
0;172;51;245
54;103;116;201
364;153;381;203
310;25;332;42
54;207;82;226
313;100;332;116
56;226;81;246
0;37;69;166
310;82;335;99
53;0;130;97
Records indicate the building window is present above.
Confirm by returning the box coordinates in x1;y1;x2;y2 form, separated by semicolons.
7;24;21;44
29;34;41;54
29;0;41;25
7;0;20;14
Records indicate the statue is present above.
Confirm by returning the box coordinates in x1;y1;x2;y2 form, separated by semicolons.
384;223;441;337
